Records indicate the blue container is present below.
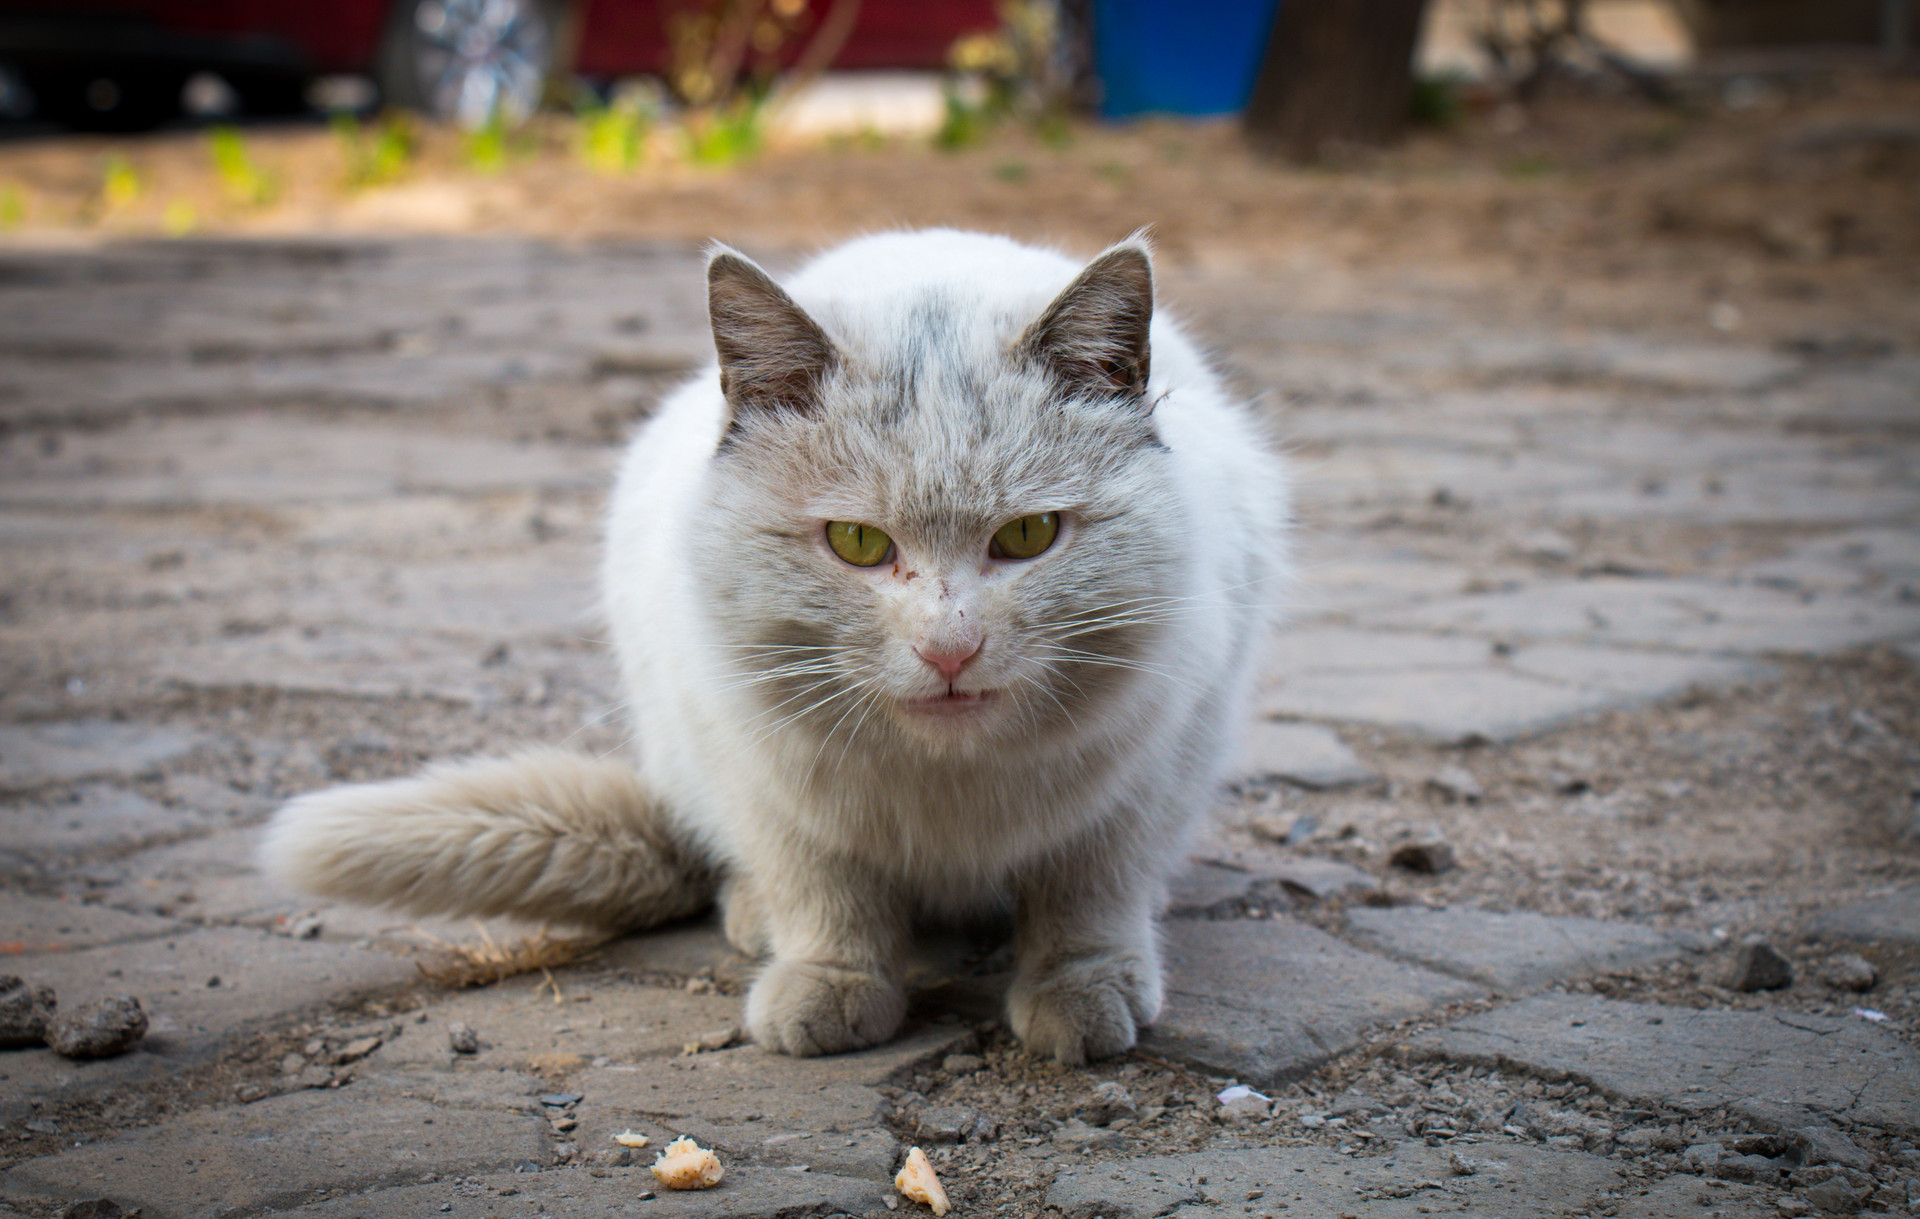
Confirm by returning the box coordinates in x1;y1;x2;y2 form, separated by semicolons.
1092;0;1283;119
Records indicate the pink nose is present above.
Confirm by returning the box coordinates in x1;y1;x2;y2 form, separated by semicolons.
916;640;981;679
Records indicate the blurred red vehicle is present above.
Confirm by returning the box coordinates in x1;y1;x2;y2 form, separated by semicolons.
0;0;999;130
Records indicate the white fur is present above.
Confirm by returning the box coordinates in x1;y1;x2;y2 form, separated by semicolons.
263;229;1289;1063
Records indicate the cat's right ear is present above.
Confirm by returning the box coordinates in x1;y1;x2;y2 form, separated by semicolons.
707;248;838;428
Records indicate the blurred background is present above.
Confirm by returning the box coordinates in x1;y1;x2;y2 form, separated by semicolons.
0;0;1912;329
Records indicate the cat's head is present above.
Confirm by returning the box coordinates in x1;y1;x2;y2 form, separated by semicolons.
692;237;1188;759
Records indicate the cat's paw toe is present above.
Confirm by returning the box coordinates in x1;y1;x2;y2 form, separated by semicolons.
1008;956;1159;1065
745;960;905;1057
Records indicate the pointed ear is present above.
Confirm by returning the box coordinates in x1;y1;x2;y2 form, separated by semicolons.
707;249;838;423
1016;241;1154;403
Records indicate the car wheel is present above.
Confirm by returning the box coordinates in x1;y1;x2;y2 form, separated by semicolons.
378;0;556;126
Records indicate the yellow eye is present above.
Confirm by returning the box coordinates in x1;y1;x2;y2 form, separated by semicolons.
991;512;1059;560
826;521;892;567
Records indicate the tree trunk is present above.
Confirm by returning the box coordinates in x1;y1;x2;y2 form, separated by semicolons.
1243;0;1432;162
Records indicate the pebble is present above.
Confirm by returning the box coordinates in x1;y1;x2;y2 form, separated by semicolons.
45;995;147;1059
1425;767;1484;803
1084;1081;1138;1127
1390;840;1457;874
1814;953;1876;992
0;975;57;1048
540;1093;583;1108
1726;940;1793;991
448;1021;481;1054
941;1053;985;1075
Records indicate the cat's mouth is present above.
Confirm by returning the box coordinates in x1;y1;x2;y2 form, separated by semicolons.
901;688;994;717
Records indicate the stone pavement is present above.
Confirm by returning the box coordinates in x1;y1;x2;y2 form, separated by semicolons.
0;238;1915;1217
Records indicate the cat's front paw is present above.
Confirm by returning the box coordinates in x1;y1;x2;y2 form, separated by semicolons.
746;959;905;1057
1007;954;1160;1065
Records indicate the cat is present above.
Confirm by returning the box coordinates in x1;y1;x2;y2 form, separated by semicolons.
261;228;1289;1064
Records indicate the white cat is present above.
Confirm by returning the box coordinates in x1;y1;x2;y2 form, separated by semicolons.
262;229;1289;1063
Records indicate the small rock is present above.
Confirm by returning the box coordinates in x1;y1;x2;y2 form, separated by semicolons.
0;975;57;1048
45;995;147;1059
1801;1176;1866;1214
686;1025;740;1053
1683;1142;1725;1172
539;1092;583;1108
1716;1153;1784;1183
1327;1090;1386;1119
912;1106;978;1144
331;1034;384;1064
1389;839;1456;874
1425;767;1483;803
1084;1081;1138;1127
1792;1126;1875;1172
1727;940;1794;991
1447;1151;1478;1175
24;1118;58;1135
1051;1119;1128;1153
448;1021;480;1054
941;1053;985;1075
1519;529;1577;563
287;914;323;940
1814;954;1876;992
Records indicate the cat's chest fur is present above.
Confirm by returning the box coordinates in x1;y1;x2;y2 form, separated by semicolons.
601;230;1288;916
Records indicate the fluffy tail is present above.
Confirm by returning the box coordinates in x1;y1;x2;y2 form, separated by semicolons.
259;748;717;931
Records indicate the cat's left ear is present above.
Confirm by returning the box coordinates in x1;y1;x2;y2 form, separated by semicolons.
707;246;839;426
1016;239;1153;406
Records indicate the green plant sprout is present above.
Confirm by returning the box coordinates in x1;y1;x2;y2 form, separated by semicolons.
101;155;142;208
575;91;652;174
463;108;533;174
209;126;278;205
682;97;764;167
332;112;419;187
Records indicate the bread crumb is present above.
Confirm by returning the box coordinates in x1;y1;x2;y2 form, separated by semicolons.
894;1145;951;1215
651;1135;724;1189
612;1129;650;1148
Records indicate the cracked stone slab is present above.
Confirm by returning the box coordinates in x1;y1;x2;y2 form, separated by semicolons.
1408;994;1920;1135
570;1024;972;1181
0;1090;547;1219
1807;886;1920;948
1256;628;1765;742
1044;1141;1774;1219
0;721;204;793
0;892;185;953
4;927;418;1097
1236;720;1377;789
1142;918;1479;1088
1343;906;1683;992
0;416;613;509
1364;576;1920;657
279;1164;890;1217
363;973;741;1073
0;784;203;858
